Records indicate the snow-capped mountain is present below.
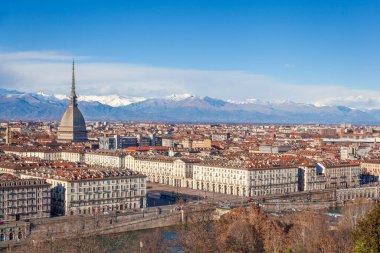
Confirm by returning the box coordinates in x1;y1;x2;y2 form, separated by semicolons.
1;88;380;123
227;98;269;105
164;93;195;101
52;94;146;107
54;92;203;106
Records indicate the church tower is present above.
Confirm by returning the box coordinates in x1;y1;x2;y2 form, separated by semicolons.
57;61;88;143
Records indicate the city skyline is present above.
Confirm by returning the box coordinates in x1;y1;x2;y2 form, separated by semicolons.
1;2;380;251
0;1;380;109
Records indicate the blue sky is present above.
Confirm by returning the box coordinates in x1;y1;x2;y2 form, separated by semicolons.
0;0;380;108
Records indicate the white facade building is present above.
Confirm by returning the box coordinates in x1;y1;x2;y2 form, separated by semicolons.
125;155;196;188
193;163;250;196
20;167;146;216
193;163;299;197
84;151;124;168
61;150;85;163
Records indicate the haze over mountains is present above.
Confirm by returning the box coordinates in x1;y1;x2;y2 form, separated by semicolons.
0;88;379;124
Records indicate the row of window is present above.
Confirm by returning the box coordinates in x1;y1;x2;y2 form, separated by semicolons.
70;190;145;201
75;178;143;187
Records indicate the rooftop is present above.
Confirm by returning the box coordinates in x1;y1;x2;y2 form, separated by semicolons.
22;167;145;182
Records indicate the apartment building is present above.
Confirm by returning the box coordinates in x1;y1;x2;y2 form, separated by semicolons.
302;162;361;191
361;160;380;177
161;137;175;148
319;128;337;137
61;150;85;163
0;173;51;222
249;166;299;196
3;148;124;168
125;155;197;188
193;162;250;196
84;151;125;168
99;135;138;150
211;133;230;142
301;166;327;191
193;162;299;197
20;167;146;216
192;139;212;149
180;138;211;149
21;150;61;161
99;136;117;150
360;160;380;183
259;145;291;154
1;147;61;161
340;146;356;160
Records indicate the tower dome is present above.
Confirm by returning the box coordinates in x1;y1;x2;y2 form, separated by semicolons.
57;61;88;143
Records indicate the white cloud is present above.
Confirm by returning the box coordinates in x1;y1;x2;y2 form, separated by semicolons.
0;50;380;109
315;95;380;110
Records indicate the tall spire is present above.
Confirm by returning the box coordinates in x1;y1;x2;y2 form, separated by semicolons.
57;60;88;143
70;59;77;106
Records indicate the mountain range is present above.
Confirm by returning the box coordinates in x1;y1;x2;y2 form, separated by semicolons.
0;88;379;124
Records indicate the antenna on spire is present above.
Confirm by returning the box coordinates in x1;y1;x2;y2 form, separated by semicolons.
70;59;77;106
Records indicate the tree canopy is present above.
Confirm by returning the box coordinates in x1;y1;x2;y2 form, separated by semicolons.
352;204;380;253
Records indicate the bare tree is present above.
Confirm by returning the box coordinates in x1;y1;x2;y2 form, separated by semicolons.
177;208;217;253
220;219;263;253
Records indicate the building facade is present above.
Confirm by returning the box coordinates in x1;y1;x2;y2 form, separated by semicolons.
125;155;195;188
249;166;299;196
20;167;146;216
193;163;250;196
161;137;175;148
361;160;380;183
302;162;361;191
99;136;117;150
211;133;230;142
84;151;125;168
0;174;51;222
193;163;299;197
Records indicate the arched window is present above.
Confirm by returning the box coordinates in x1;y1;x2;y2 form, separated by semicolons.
0;234;4;241
9;233;13;240
18;232;22;240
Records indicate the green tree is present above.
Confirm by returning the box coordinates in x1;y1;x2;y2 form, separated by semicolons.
352;204;380;253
